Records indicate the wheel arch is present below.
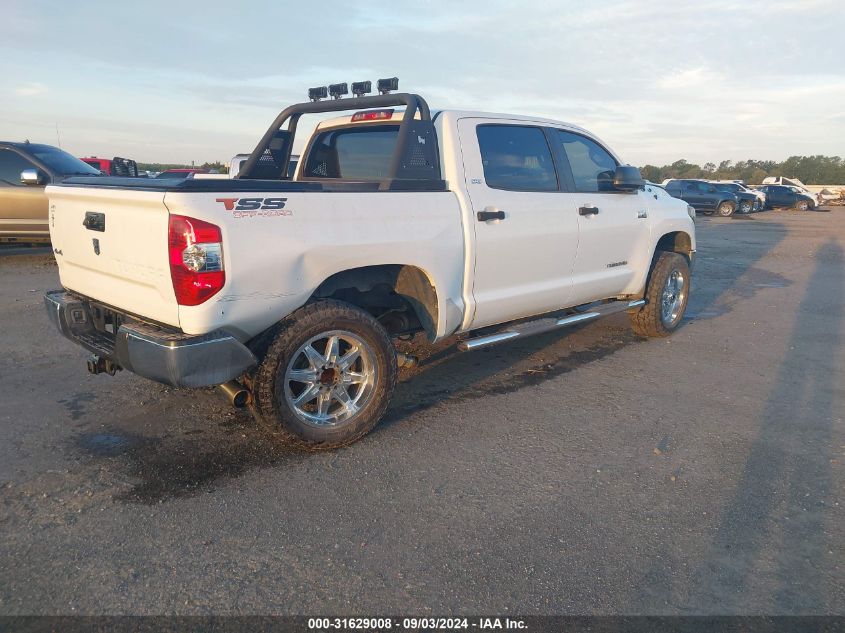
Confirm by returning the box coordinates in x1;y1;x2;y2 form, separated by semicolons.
310;264;440;340
654;230;694;264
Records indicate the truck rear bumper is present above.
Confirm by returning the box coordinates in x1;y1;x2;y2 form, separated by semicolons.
44;290;257;388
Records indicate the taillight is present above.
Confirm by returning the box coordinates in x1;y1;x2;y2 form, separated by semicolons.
168;214;225;306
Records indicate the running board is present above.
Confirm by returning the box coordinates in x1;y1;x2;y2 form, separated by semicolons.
458;300;645;351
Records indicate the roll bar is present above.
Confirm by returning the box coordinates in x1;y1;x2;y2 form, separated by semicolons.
237;93;438;183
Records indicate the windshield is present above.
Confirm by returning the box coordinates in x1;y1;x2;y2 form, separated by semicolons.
31;147;101;176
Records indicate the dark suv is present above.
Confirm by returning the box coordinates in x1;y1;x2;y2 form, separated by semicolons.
0;141;101;242
710;182;761;213
757;184;817;211
663;179;739;216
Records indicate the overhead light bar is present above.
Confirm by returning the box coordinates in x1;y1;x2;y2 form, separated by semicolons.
351;81;372;97
308;86;328;101
329;83;349;100
377;77;399;94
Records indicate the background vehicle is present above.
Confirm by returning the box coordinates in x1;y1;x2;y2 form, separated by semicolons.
229;153;299;178
758;184;817;211
712;180;766;210
663;178;738;216
710;181;760;213
44;83;695;449
0;141;101;242
80;156;140;177
761;176;821;205
155;168;209;179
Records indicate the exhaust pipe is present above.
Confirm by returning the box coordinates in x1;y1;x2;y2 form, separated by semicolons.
218;381;251;408
87;355;121;376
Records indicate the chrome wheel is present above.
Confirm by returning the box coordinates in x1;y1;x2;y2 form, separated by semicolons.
740;200;753;213
283;330;377;427
661;269;686;326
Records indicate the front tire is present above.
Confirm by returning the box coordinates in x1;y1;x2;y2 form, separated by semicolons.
253;300;398;450
795;200;810;211
717;200;736;216
629;252;690;338
739;200;753;214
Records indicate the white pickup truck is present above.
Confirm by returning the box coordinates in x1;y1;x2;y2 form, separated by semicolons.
44;85;696;449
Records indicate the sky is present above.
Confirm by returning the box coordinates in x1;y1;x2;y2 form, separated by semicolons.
1;0;844;167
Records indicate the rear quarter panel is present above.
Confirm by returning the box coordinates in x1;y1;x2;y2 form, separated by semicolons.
164;190;466;340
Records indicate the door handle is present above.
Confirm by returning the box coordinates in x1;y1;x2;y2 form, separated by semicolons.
477;210;506;222
578;206;599;216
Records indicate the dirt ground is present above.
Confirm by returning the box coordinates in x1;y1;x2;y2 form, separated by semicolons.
0;208;842;615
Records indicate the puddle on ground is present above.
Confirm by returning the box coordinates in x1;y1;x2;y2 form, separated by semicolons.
58;392;97;421
77;432;137;457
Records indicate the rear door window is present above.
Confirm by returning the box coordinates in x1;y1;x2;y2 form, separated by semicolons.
0;149;35;185
476;124;558;191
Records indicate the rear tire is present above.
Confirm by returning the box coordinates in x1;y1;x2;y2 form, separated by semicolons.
629;252;690;338
717;200;735;216
253;299;398;450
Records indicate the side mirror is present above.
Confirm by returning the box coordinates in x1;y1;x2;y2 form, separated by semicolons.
613;165;645;192
21;169;47;186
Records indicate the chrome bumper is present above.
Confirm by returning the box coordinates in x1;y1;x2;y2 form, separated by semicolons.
44;290;257;388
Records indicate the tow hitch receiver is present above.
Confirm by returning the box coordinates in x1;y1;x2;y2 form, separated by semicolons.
87;355;122;376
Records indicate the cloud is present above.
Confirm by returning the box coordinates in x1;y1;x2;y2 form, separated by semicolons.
1;1;843;164
657;68;724;91
14;82;48;96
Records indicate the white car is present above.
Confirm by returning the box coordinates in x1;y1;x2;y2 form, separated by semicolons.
44;83;696;449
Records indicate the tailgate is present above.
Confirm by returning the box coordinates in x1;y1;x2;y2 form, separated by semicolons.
47;185;179;327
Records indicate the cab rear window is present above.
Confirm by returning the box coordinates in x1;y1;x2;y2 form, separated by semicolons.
302;124;398;180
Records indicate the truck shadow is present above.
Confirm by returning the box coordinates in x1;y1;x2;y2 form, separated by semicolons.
682;217;788;321
682;239;842;613
629;240;843;613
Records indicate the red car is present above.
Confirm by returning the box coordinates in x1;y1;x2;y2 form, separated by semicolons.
155;168;210;179
80;156;139;177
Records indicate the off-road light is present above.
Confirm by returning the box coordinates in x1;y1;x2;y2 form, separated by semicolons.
377;77;398;94
351;81;371;97
308;86;328;101
329;83;349;100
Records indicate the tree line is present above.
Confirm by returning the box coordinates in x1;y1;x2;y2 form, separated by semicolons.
135;155;845;185
136;161;227;173
640;155;845;185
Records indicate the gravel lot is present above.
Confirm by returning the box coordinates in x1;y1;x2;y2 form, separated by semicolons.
0;208;842;615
